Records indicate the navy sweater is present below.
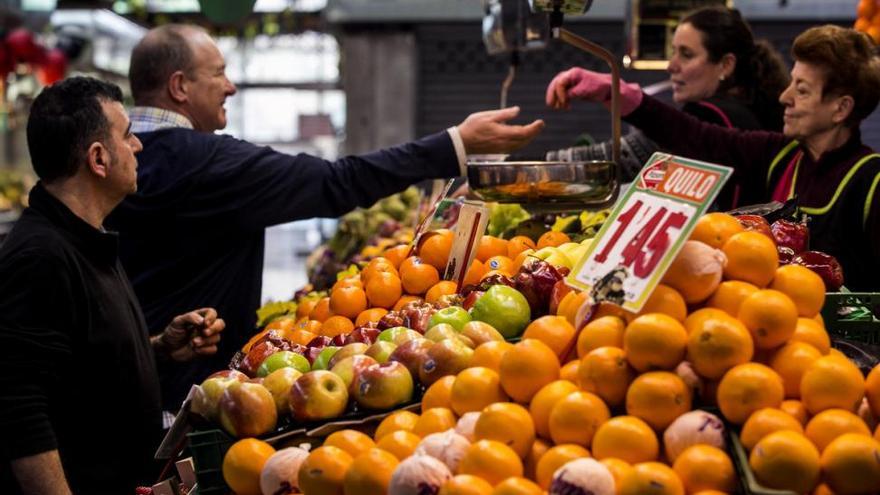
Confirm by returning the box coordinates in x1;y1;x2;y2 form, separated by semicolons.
106;128;459;407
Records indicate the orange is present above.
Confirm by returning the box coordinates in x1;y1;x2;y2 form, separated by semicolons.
717;363;784;424
296;297;319;320
361;257;398;284
523;315;576;359
492;477;543;495
535;444;591;489
618;461;684;495
242;328;271;353
523;437;550;481
463;259;487;287
332;275;364;292
737;289;798;349
576;315;626;357
537;231;570;249
376;430;421;460
507;235;537;259
419;231;453;271
286;328;318;346
594;301;634;323
626;371;692;431
858;0;877;19
355;307;388;327
780;399;809;426
636;284;687;322
557;290;590;328
813;485;835;495
474;402;536;458
705;280;758;317
868;364;880;418
393;295;422;311
342;448;399;495
265;316;297;333
821;433;880;494
686;310;754;380
560;360;580;383
661;240;725;304
770;264;826;317
529;379;580;440
325;429;377;458
601;458;635;493
790;317;831;354
683;308;730;335
512;249;536;272
770;342;823;398
400;257;441;295
321;315;354;338
480;269;510;281
382;244;411;270
485;255;515;276
365;271;403;309
672;445;735;494
749;431;820;493
548;391;610;447
422;375;456;411
476;235;509;262
800;355;866;415
499;339;561;403
426;281;458;304
592;416;659;464
578;346;633;407
439;474;494;495
309;296;333;322
623;313;688;372
450;367;508;415
471;341;513;372
374;410;420;441
805;409;872;452
413;407;457;437
298;446;355;495
690;212;744;249
222;438;275;495
740;407;804;451
876;424;880;443
722;231;778;287
458;439;524;485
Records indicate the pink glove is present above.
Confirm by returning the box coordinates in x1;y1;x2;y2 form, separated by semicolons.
545;67;644;116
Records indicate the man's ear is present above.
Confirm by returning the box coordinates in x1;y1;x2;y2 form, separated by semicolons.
831;95;854;125
168;70;188;104
86;142;109;179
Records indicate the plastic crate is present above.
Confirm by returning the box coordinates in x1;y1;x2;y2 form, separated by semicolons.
821;292;880;344
188;429;235;494
728;430;797;495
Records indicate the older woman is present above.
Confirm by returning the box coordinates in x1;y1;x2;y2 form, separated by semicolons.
546;25;880;291
549;6;789;209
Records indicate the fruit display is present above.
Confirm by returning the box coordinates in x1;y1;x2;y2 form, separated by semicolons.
0;170;31;212
205;210;880;495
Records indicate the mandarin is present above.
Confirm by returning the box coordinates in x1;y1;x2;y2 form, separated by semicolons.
740;407;804;451
578;346;633;407
722;231;778;287
717;363;784;424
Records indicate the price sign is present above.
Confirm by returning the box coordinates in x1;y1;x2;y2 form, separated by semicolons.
567;153;732;312
444;201;490;289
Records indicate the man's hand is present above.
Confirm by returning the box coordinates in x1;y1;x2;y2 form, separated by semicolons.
153;308;225;362
457;106;544;155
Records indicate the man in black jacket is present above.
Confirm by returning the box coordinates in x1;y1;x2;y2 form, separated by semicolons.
107;24;544;409
0;78;225;495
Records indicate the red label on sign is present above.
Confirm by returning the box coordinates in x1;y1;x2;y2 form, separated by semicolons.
657;163;722;203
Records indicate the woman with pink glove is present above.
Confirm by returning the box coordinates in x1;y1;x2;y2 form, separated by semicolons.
547;6;788;209
546;25;880;291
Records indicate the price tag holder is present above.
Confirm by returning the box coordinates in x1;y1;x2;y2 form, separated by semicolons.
567;153;732;312
444;201;490;289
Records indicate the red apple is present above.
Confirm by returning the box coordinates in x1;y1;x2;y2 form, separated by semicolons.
462;290;484;311
207;369;248;381
736;214;774;240
352;361;414;410
192;373;246;421
307;336;333;348
239;341;281;377
330;354;378;391
389;338;434;377
549;279;573;315
419;338;474;386
289;370;349;421
345;326;381;345
771;219;809;253
218;381;278;438
263;367;303;416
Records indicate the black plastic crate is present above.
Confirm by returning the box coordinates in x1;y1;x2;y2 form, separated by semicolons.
188;429;235;494
821;292;880;344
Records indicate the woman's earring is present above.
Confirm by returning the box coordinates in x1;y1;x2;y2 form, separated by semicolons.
719;74;726;81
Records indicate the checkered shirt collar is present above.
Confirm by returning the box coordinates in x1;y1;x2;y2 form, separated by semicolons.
129;106;194;133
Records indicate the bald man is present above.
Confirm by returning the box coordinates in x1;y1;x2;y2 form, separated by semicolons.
107;25;544;409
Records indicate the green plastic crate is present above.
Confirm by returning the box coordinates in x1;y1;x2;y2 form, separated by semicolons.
188;429;235;494
821;292;880;344
729;430;798;495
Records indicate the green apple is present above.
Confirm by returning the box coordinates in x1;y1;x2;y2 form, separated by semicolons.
257;350;311;377
263;367;302;415
469;285;531;339
377;326;422;345
532;246;573;269
310;346;340;371
365;341;397;363
565;244;590;266
428;306;472;331
424;323;459;342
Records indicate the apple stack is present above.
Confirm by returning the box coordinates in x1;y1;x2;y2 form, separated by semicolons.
213;211;880;495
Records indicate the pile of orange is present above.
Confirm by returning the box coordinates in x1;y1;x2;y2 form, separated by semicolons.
855;0;880;42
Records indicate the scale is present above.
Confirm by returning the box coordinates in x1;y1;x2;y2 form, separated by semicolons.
468;0;622;210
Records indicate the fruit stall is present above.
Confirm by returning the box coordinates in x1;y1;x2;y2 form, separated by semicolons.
160;148;880;495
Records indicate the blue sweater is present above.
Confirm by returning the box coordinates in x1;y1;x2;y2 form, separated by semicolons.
107;128;459;407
